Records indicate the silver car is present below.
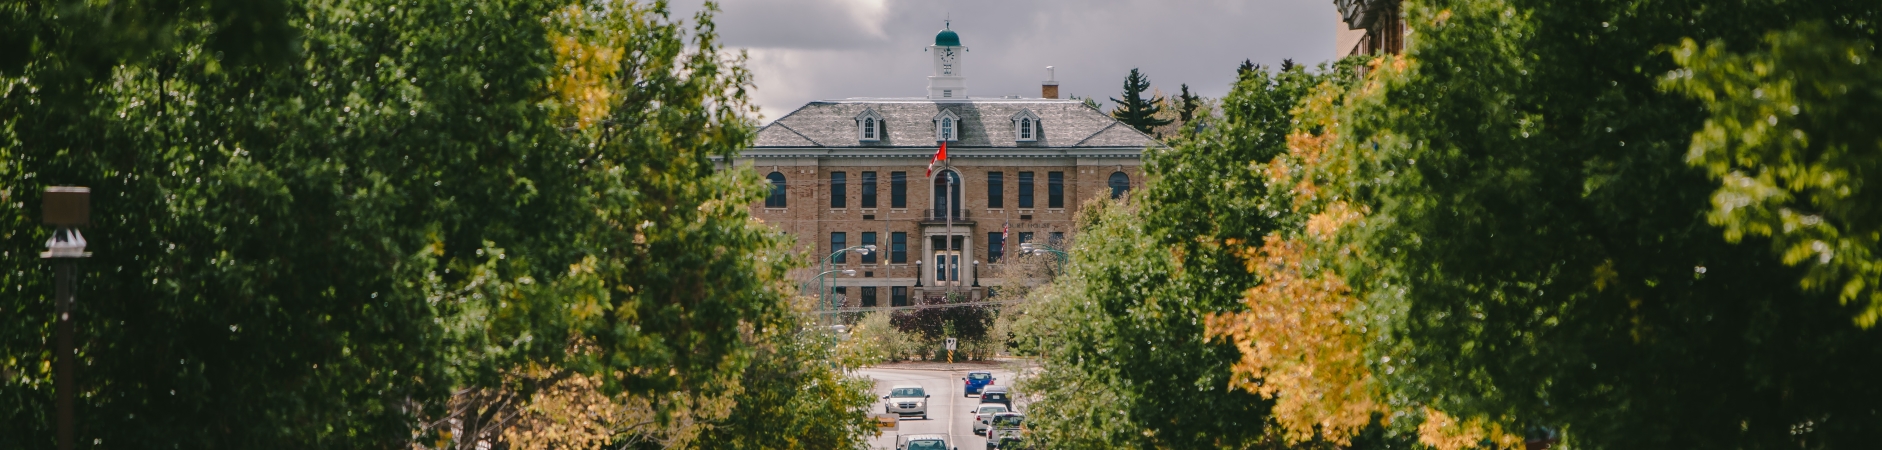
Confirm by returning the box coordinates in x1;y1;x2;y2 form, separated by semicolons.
883;385;930;419
985;412;1026;449
970;403;1009;435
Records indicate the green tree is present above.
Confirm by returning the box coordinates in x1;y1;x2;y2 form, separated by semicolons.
1240;0;1882;447
1110;68;1173;135
1018;61;1412;449
0;1;867;448
1666;23;1882;327
1177;83;1202;125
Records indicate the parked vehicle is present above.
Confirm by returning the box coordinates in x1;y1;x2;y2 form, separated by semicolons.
962;371;996;396
896;433;955;450
977;385;1012;409
985;412;1026;449
970;403;1009;435
883;385;931;419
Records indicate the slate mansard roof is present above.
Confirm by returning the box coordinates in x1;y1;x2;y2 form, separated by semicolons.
746;98;1160;159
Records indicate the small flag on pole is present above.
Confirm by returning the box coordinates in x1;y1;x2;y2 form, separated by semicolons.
925;141;949;178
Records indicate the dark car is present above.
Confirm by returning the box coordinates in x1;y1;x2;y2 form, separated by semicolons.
962;371;996;396
978;386;1012;408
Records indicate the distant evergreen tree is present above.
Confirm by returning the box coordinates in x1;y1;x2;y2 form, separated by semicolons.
1177;83;1202;124
1238;59;1256;75
1109;68;1172;134
1280;58;1297;72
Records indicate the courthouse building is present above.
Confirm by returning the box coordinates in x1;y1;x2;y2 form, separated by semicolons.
735;25;1158;307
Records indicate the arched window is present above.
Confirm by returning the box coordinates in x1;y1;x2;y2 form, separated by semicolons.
1108;171;1131;199
1011;109;1041;143
857;109;884;142
765;172;788;208
934;110;960;142
933;170;962;219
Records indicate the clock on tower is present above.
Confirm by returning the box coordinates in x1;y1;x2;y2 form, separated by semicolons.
927;22;967;99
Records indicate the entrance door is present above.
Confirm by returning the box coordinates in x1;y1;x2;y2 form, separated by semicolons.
934;251;962;286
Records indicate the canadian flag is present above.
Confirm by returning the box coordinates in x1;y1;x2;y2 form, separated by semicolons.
925;141;948;178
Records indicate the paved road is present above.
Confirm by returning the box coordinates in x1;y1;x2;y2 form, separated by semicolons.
858;366;1016;450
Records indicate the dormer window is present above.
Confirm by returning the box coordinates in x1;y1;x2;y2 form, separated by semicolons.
855;109;885;143
1011;109;1042;142
933;110;960;142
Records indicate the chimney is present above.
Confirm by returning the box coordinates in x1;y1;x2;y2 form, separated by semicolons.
1042;66;1059;99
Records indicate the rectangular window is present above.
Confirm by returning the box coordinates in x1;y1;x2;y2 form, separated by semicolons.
891;232;908;264
1019;232;1034;245
830;172;847;208
1050;232;1065;245
892;286;909;307
986;172;1004;208
833;286;847;306
861;232;878;264
891;172;907;208
831;232;847;264
1018;172;1035;208
861;171;878;208
1048;171;1064;208
861;286;879;307
988;232;1004;263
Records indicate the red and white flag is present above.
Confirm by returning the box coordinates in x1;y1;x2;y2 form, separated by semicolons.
1002;222;1010;244
925;141;949;178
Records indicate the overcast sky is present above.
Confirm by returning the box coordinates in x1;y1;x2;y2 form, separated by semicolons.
669;0;1338;122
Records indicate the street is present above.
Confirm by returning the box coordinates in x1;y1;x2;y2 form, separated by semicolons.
858;365;1018;450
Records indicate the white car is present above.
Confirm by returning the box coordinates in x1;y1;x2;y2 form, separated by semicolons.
883;385;931;419
970;403;1009;435
896;433;953;450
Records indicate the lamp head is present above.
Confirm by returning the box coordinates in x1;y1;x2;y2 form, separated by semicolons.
1019;243;1033;251
841;269;857;276
43;186;89;226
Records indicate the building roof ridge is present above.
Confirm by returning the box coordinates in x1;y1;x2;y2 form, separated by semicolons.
766;121;823;148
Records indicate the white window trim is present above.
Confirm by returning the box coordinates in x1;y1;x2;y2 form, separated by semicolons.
933;110;961;142
1010;109;1041;142
855;109;885;142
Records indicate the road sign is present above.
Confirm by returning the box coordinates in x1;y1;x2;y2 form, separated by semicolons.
945;338;957;350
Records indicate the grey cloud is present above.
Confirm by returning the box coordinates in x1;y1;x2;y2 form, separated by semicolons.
672;0;1337;121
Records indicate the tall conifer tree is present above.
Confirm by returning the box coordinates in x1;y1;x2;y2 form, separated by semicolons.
1109;68;1173;134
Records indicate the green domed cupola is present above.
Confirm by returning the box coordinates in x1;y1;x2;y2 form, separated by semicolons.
935;23;960;46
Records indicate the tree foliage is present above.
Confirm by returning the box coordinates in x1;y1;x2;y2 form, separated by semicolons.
1201;0;1882;448
1665;23;1882;327
0;0;869;448
1017;61;1407;449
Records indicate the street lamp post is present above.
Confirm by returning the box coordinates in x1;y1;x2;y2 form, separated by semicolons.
818;245;875;322
1019;242;1068;275
41;186;91;450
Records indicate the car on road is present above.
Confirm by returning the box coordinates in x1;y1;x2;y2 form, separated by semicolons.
883;385;931;419
985;412;1026;449
896;433;955;450
970;403;1009;435
977;385;1012;409
962;371;996;396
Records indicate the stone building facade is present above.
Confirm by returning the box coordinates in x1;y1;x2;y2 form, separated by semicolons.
1335;0;1408;57
732;25;1159;307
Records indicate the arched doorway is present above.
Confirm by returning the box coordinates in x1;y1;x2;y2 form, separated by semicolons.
932;170;962;219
